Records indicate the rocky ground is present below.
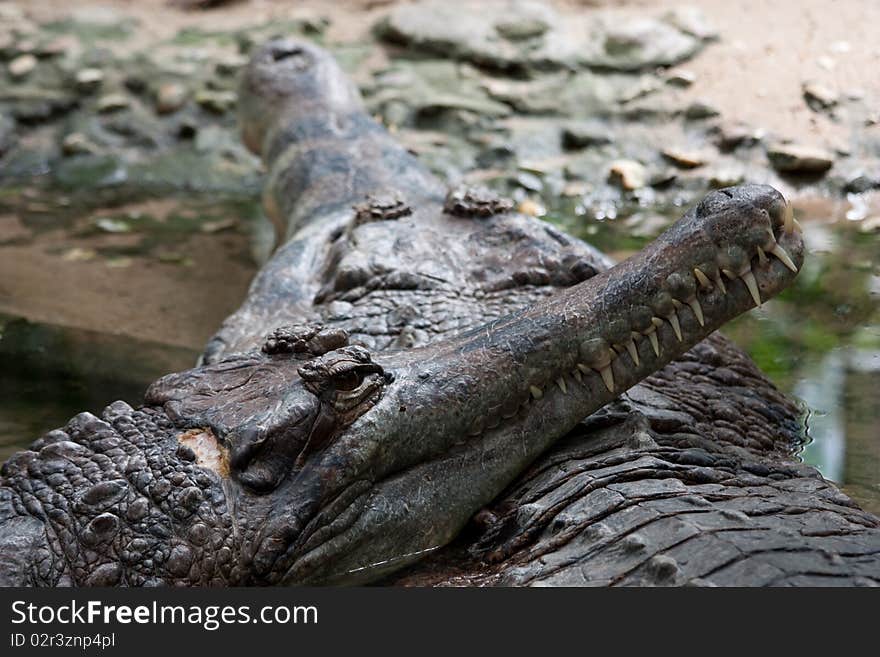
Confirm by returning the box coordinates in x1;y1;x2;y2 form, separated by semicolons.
0;0;878;506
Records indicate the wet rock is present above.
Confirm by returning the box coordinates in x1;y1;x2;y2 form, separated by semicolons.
195;89;236;114
665;69;696;87
683;100;720;120
586;16;706;71
802;81;838;111
608;159;647;190
75;68;104;94
377;0;708;73
215;54;247;77
661;148;706;168
155;82;188;115
369;60;510;131
662;6;719;41
712;121;762;150
514;171;543;192
767;143;834;174
376;0;564;72
843;171;880;194
62;132;101;156
475;144;516;169
8;54;37;79
96;93;130;113
10;89;78;124
495;15;550;40
648;168;678;188
561;122;613;149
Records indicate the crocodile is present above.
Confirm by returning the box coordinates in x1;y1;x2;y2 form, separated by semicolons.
1;38;878;587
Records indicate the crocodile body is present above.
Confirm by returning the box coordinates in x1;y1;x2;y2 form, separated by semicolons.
1;39;878;587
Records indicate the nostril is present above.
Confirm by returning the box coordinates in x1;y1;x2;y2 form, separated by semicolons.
272;46;304;62
718;189;734;198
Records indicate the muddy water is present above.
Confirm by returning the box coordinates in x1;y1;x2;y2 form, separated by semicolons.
1;192;878;515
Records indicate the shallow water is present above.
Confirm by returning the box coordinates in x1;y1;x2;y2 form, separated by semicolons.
0;192;878;515
550;193;880;514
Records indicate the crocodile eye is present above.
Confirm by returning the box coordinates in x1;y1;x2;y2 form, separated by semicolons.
334;370;364;391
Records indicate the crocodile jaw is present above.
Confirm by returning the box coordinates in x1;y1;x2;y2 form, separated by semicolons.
267;184;805;584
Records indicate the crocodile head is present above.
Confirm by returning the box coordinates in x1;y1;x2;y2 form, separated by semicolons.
145;184;804;584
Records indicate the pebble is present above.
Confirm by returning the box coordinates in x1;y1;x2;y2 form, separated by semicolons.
562;123;613;149
683;99;720;120
803;81;838;111
767;143;835;174
61;132;100;156
8;54;37;79
661;148;706;168
517;198;545;217
665;69;696;87
75;68;104;93
215;54;247;77
96;93;130;113
155;82;188;114
608;160;647;190
713;121;761;150
195;90;236;114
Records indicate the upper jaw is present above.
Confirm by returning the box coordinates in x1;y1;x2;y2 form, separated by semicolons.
227;184;805;584
271;185;805;584
336;185;805;473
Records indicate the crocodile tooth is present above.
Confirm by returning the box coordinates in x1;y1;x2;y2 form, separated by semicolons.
572;368;583;383
596;365;614;392
793;217;803;234
693;268;712;289
741;269;761;306
556;377;568;394
714;272;727;294
648;331;660;356
666;311;683;342
722;269;737;280
529;385;543;400
577;363;590;375
770;243;798;272
625;339;640;366
688;298;705;326
756;245;768;265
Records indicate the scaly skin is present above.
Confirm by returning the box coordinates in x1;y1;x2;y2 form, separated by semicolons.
1;39;877;586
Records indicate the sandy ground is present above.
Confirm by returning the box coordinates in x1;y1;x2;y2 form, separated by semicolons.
21;0;880;148
3;0;879;348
